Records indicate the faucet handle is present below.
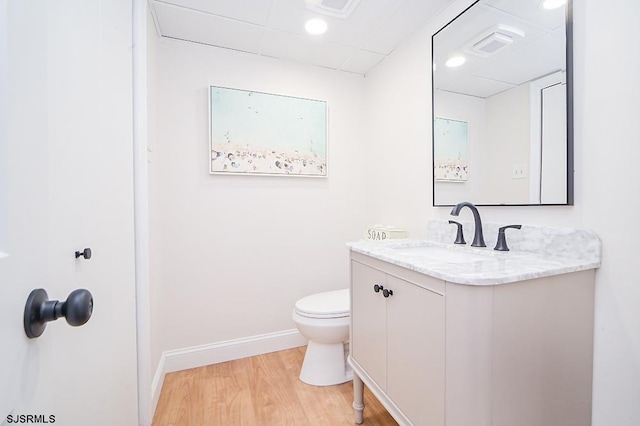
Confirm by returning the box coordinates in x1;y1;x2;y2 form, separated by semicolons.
494;225;522;251
448;220;466;245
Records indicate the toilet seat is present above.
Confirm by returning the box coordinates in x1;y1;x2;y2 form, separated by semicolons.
294;289;349;319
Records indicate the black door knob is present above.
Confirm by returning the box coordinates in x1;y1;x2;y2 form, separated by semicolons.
24;288;94;338
383;289;393;298
373;284;383;293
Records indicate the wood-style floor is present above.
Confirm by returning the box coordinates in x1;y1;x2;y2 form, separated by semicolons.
153;346;398;425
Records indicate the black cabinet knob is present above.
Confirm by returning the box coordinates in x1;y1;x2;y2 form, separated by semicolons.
373;284;383;293
383;289;394;298
24;288;94;338
75;248;92;259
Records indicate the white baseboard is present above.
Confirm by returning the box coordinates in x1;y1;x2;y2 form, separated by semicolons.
151;329;306;415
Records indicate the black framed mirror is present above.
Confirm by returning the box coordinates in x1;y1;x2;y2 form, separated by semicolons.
432;0;573;206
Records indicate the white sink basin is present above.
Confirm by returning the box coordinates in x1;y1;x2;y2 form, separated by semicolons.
387;244;494;263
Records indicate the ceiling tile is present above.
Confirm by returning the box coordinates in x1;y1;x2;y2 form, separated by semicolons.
473;32;566;85
260;29;356;70
361;0;452;55
433;1;567;98
155;0;275;26
268;0;398;48
153;1;265;54
435;74;515;99
432;4;550;66
483;0;566;31
340;49;386;74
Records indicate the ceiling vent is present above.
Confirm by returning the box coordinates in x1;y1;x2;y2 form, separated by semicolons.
305;0;362;19
465;25;525;57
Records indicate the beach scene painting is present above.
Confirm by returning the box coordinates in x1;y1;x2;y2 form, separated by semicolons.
434;117;469;182
209;86;328;176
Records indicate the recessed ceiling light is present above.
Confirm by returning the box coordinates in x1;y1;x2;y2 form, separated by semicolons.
541;0;566;10
305;18;328;35
446;56;466;68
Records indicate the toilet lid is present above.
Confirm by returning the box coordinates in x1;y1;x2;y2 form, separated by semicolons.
294;289;349;319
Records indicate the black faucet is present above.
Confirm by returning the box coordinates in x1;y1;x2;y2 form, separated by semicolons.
448;220;466;244
450;201;486;247
494;225;522;251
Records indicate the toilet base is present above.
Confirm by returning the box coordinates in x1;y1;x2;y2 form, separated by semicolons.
299;341;352;386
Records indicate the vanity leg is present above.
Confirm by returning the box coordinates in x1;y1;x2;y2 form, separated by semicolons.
353;373;364;424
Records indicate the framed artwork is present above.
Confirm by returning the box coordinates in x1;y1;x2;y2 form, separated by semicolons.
433;117;469;181
209;86;328;177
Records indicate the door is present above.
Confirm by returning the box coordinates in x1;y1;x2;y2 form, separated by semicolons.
0;1;138;424
386;276;445;426
350;260;388;389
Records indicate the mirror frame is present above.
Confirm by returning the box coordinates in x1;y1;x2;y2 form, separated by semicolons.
431;0;574;207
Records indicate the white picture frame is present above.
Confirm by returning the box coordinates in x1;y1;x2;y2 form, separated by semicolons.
209;86;328;177
434;117;469;182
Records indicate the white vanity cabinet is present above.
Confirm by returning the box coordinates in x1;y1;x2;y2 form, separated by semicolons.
351;252;445;426
349;250;597;426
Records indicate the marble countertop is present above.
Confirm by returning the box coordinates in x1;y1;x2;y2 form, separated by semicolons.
348;221;602;285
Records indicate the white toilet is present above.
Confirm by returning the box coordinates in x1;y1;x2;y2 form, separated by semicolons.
292;288;352;386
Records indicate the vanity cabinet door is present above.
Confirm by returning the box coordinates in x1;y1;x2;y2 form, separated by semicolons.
351;260;388;389
352;258;446;426
386;275;445;426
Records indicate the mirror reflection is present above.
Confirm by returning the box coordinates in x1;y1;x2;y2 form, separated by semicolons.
432;0;573;206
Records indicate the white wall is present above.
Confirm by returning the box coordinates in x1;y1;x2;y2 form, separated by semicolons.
434;84;531;205
364;0;640;425
361;29;434;235
148;38;367;369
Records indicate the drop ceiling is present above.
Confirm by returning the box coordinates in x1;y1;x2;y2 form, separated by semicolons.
433;0;567;98
149;0;454;75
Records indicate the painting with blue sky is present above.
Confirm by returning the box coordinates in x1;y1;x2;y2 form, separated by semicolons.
209;86;327;176
434;117;469;181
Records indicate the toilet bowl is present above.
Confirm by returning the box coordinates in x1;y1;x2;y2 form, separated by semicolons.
292;288;352;386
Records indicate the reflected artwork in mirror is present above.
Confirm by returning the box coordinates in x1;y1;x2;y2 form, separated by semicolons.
432;0;573;206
